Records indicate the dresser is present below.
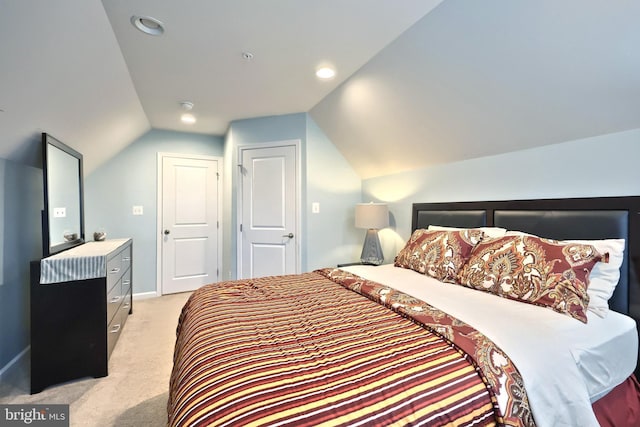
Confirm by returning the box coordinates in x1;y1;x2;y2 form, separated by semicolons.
30;238;132;394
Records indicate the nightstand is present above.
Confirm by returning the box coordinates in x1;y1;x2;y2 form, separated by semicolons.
337;262;379;267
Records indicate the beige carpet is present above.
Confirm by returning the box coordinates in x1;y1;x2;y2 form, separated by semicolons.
0;292;192;426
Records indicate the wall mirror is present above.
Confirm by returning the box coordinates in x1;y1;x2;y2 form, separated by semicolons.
42;133;85;257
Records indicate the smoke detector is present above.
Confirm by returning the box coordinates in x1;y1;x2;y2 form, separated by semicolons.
180;101;196;124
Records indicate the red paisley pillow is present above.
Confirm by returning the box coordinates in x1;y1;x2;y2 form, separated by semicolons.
457;235;603;323
394;229;483;283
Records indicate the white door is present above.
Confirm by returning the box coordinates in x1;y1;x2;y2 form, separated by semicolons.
160;154;221;294
239;143;299;278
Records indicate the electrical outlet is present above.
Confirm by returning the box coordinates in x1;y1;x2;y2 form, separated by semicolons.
53;207;66;218
132;205;144;215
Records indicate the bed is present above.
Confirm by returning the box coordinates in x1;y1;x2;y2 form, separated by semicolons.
168;196;640;426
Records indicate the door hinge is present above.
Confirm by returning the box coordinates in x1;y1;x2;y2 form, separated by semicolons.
240;224;243;232
217;268;219;278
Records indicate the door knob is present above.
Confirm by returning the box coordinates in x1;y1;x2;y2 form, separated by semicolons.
282;233;294;238
164;229;170;235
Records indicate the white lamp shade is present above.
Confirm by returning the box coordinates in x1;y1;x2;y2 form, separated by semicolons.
355;203;389;230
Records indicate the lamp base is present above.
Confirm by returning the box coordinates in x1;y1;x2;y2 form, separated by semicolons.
360;229;384;265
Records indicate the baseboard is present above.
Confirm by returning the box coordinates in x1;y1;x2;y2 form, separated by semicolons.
133;291;158;300
0;346;29;380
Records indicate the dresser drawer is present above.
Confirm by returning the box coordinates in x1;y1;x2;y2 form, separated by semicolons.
106;309;124;357
120;292;132;317
121;268;131;296
119;288;132;328
106;277;123;324
106;254;123;291
120;245;132;272
106;287;131;357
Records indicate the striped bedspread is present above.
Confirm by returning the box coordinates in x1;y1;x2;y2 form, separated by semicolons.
168;269;534;427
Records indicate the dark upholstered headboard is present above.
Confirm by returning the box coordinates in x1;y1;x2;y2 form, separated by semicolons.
412;197;640;319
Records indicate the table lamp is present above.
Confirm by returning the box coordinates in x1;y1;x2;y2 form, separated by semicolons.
355;202;389;265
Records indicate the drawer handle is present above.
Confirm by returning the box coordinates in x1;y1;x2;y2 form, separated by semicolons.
123;280;131;286
110;324;121;334
110;296;121;304
122;257;131;262
123;302;130;309
110;267;120;274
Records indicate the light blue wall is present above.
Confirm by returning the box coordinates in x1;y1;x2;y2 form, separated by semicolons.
85;129;224;295
223;113;362;278
363;128;640;259
0;159;42;370
223;114;308;278
305;117;362;269
3;124;637;374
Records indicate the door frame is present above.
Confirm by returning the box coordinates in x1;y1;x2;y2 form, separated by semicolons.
156;152;224;295
236;140;302;279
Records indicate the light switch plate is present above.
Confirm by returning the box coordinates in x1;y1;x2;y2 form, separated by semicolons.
312;202;320;213
132;205;144;215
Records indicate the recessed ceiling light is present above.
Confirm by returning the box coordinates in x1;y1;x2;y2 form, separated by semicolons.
131;15;165;36
316;67;336;80
181;113;196;124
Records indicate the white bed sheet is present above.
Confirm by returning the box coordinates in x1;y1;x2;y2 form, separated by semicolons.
341;264;638;427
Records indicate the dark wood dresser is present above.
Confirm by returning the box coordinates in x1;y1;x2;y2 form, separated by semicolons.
30;238;132;394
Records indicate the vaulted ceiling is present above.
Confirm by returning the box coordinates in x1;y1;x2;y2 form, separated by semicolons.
311;0;640;178
1;1;638;177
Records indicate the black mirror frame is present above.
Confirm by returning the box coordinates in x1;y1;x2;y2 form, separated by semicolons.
42;133;85;257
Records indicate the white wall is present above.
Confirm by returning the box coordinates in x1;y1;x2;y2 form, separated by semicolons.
363;128;640;259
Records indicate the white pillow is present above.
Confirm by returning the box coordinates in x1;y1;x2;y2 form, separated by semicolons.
428;225;507;239
504;231;625;318
566;238;625;318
